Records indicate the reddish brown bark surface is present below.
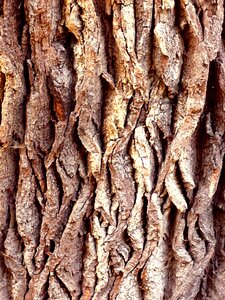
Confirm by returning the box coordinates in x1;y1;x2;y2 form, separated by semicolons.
0;0;225;299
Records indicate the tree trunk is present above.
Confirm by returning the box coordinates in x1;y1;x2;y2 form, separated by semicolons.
0;0;225;299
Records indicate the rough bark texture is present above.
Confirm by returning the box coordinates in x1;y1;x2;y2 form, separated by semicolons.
0;0;225;299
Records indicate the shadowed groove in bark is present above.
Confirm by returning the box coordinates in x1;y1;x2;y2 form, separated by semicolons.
0;0;3;16
0;71;5;125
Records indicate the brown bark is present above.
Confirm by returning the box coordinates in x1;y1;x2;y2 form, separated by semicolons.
0;0;225;299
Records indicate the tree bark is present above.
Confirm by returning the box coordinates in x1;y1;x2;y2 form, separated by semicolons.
0;0;225;299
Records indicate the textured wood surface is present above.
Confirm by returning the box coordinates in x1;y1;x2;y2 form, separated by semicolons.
0;0;225;299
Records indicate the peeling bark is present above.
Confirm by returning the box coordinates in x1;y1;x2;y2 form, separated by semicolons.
0;0;225;299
